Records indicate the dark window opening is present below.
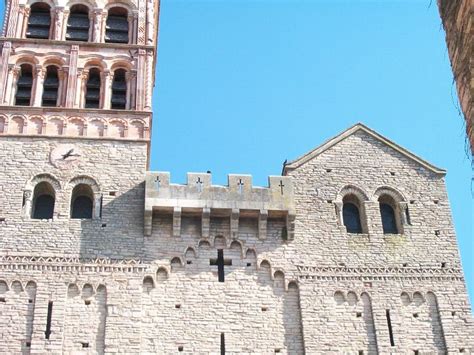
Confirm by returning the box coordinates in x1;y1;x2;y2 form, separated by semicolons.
105;7;129;44
15;64;33;106
85;68;101;108
26;3;51;39
66;5;90;41
45;301;53;339
386;309;395;346
111;69;126;109
81;342;89;348
380;203;398;234
220;333;225;355
42;66;59;107
32;182;55;219
71;184;94;219
343;201;362;234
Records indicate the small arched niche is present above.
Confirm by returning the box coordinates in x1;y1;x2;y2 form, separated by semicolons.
70;184;94;219
156;267;169;282
67;283;80;298
47;118;64;135
67;118;84;136
108;120;125;138
0;116;6;133
9;117;24;134
88;119;104;137
32;181;55;219
334;291;345;305
142;276;154;293
28;117;43;135
129;121;144;138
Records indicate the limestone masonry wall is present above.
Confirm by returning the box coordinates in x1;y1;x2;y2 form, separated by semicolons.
0;126;473;353
0;0;473;351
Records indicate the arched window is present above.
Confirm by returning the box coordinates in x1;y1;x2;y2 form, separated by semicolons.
379;195;399;234
105;7;129;44
26;3;51;39
15;64;33;106
70;184;93;219
42;66;59;106
85;68;101;108
342;195;362;234
32;181;55;219
66;5;90;41
111;69;126;109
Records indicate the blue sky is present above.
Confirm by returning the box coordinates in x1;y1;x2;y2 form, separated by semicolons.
152;0;473;303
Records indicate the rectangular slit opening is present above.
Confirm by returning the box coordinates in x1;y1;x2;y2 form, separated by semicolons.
405;207;411;225
386;309;395;346
220;332;225;355
45;301;53;340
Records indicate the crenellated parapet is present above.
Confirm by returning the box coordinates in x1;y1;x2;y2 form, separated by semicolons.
144;172;295;239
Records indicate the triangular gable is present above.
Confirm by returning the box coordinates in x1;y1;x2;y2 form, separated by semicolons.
283;123;446;175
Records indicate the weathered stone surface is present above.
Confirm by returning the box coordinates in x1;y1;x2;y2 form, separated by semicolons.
0;0;473;354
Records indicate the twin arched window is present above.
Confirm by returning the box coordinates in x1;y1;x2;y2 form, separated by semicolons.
13;64;130;110
340;190;402;235
25;3;130;43
30;181;95;220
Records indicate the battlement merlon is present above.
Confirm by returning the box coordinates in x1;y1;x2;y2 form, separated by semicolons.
144;172;295;239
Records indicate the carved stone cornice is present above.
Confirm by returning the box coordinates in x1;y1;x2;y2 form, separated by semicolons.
0;255;148;273
296;265;465;282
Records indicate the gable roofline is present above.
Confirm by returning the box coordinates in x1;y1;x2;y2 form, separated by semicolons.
283;123;446;175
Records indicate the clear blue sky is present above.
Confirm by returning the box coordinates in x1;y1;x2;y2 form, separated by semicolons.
152;0;473;304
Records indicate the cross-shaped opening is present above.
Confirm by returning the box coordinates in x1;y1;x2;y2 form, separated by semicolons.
237;179;244;194
154;176;161;190
196;177;203;192
210;249;232;282
279;180;285;195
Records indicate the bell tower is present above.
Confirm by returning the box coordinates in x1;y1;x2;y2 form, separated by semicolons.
0;0;159;143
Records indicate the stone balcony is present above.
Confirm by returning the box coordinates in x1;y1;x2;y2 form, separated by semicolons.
144;172;295;239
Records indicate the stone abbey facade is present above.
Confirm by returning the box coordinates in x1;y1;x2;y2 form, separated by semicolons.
0;0;473;354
